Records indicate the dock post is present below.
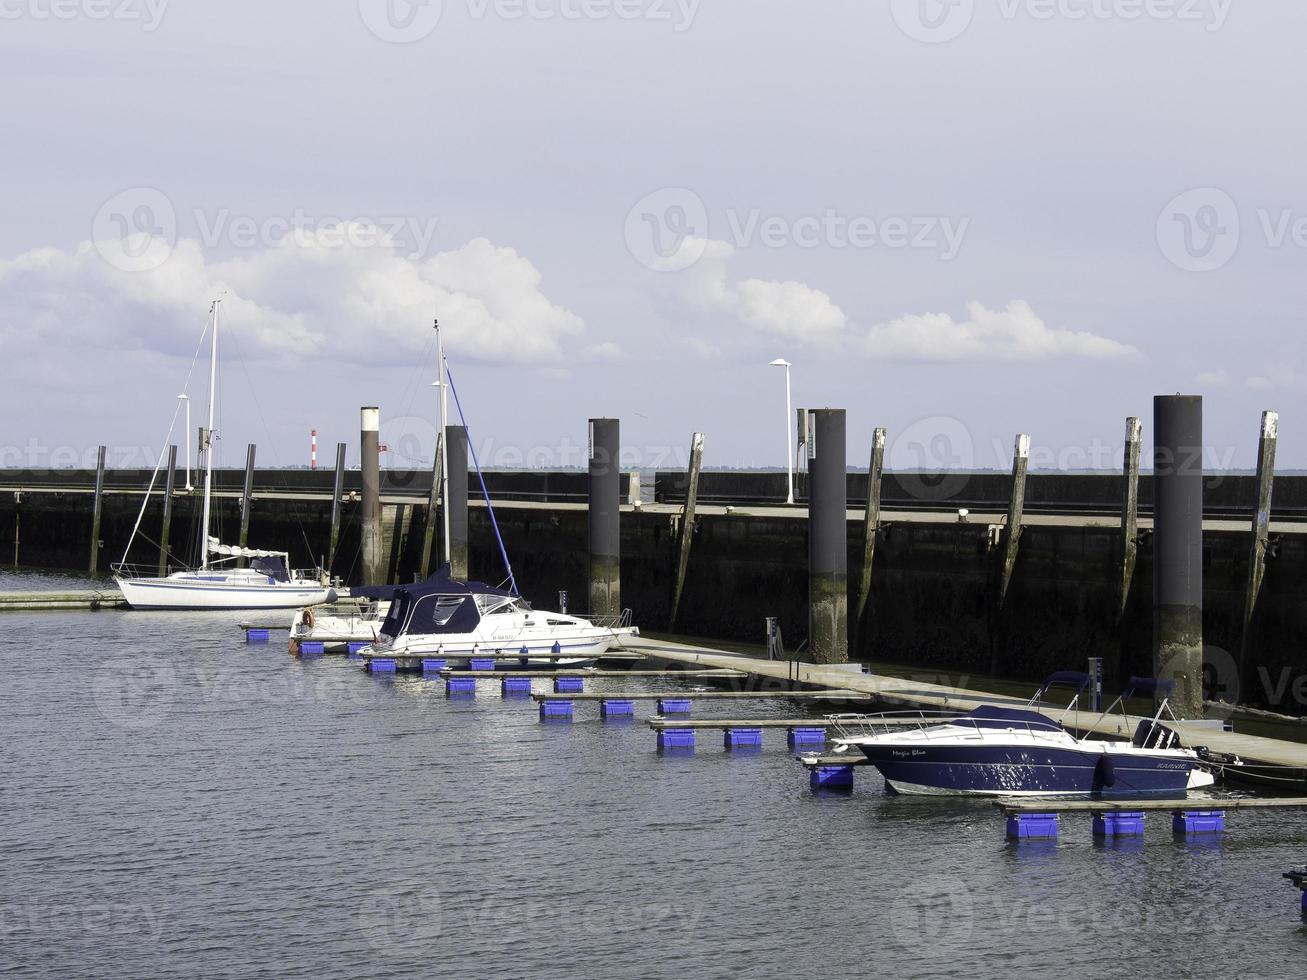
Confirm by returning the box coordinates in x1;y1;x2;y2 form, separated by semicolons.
1153;395;1205;718
445;425;469;579
89;445;106;574
237;443;256;566
1238;410;1278;704
157;445;178;576
669;431;705;631
419;429;444;578
855;427;886;654
1118;417;1142;622
588;418;621;622
360;408;384;584
990;433;1030;675
808;408;848;665
328;442;347;568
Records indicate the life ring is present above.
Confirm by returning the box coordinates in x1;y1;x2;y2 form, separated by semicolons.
304;608;316;629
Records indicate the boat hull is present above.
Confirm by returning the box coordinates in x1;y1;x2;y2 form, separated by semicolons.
858;742;1204;798
118;578;334;610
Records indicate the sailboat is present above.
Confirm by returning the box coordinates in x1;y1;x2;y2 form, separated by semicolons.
294;319;637;661
113;300;336;610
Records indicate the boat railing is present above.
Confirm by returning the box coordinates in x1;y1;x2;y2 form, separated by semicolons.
592;608;634;631
110;562;186;580
827;710;1066;742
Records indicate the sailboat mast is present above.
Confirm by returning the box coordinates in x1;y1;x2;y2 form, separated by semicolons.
436;319;452;566
200;300;219;570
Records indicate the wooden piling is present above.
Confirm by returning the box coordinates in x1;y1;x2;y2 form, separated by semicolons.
669;432;705;630
588;418;621;621
157;445;177;576
991;434;1029;675
89;445;106;574
419;429;444;578
360;408;384;584
328;442;346;568
855;427;886;650
1118;417;1142;622
445;425;469;580
808;409;848;665
237;443;256;566
1238;410;1279;702
1153;395;1205;718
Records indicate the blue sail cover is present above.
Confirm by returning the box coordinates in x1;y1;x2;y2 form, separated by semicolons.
962;705;1064;731
251;556;290;582
378;565;517;638
351;567;453;602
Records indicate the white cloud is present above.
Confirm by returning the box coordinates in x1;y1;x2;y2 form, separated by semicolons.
1246;375;1275;391
1196;369;1230;387
0;227;585;366
863;300;1141;362
580;342;623;361
666;237;848;345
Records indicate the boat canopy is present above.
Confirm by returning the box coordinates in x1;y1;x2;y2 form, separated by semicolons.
1122;676;1175;698
962;705;1064;731
378;565;519;638
251;556;290;582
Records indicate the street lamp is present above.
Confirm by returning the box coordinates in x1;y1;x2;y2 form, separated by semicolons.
769;358;794;504
177;394;193;491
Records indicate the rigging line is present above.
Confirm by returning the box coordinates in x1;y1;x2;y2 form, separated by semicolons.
443;362;518;597
118;310;214;566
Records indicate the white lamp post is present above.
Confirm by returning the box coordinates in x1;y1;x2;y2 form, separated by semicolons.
769;358;794;504
177;394;193;491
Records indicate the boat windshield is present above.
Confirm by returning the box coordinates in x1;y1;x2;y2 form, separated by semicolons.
476;596;529;616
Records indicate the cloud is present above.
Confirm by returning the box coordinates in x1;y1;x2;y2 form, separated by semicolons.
1196;369;1230;387
580;341;623;361
862;300;1141;362
0;227;585;366
666;237;848;345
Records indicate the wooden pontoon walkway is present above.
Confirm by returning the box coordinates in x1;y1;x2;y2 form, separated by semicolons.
620;637;1307;779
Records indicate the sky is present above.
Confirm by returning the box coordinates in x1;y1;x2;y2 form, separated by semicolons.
2;0;1304;473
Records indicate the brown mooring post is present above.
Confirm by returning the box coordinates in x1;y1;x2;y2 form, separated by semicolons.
1238;410;1279;703
445;425;469;580
669;432;705;631
157;445;178;576
588;418;621;621
1118;417;1142;622
360;408;384;584
855;427;886;652
1153;395;1204;718
89;445;106;574
991;434;1029;675
808;409;847;665
419;429;444;578
237;443;256;566
328;442;346;569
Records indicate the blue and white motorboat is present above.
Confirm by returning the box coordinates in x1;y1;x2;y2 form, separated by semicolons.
829;673;1216;798
357;565;637;669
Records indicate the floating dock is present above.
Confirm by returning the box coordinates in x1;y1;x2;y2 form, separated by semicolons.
0;589;127;611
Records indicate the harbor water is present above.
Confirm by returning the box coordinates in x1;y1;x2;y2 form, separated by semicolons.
2;571;1303;979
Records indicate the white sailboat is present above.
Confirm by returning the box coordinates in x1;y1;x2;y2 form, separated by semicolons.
114;300;335;610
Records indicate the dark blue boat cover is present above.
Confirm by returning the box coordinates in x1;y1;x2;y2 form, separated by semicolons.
378;564;517;638
962;705;1064;731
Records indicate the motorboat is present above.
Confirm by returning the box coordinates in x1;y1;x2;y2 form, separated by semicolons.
113;300;333;610
359;566;637;669
828;673;1217;798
